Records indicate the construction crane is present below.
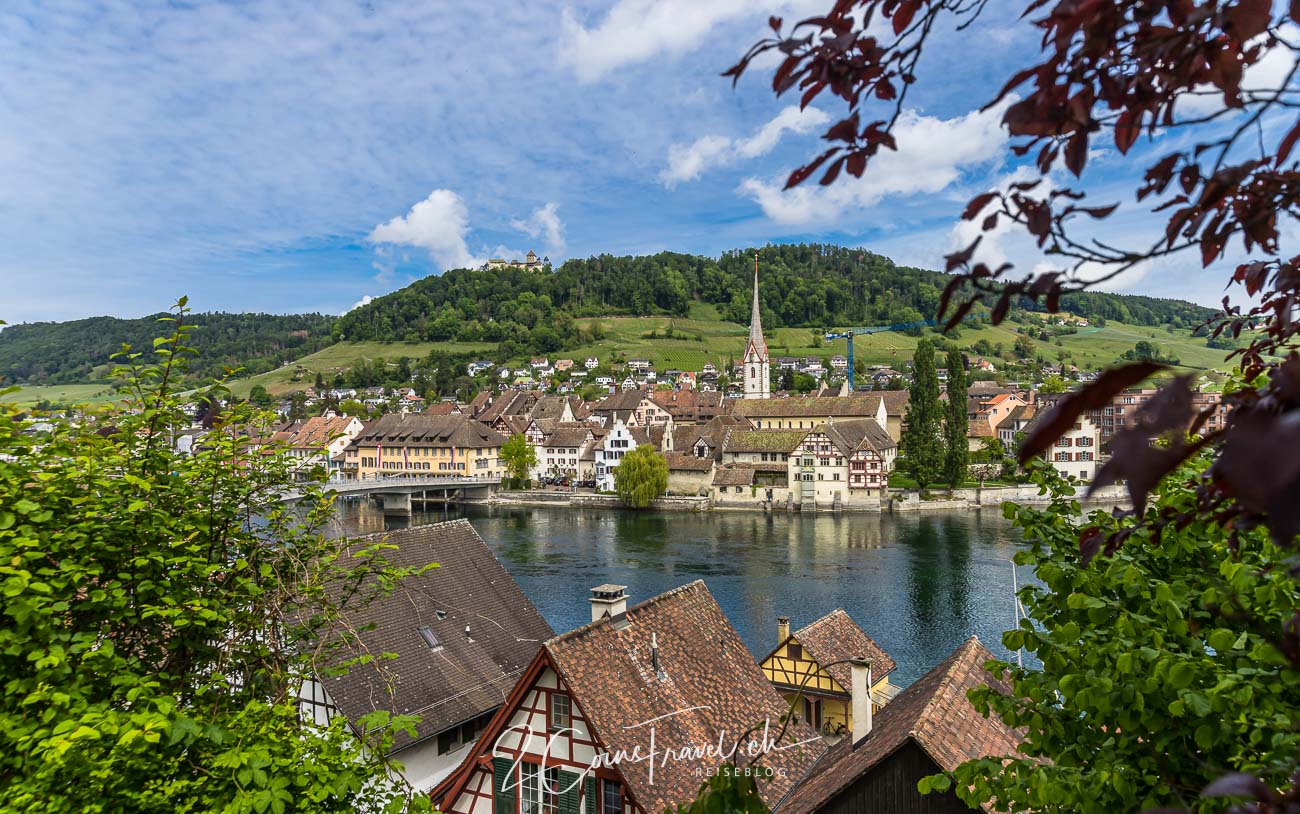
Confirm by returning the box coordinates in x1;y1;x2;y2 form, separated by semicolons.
825;315;977;391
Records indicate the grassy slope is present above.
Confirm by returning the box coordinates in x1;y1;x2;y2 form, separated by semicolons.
9;383;122;407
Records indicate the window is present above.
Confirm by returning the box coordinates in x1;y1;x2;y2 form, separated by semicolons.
521;764;558;814
601;780;623;814
550;693;571;731
788;643;802;660
417;625;441;650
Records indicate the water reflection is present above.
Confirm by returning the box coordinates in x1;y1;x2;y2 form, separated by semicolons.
332;501;1032;685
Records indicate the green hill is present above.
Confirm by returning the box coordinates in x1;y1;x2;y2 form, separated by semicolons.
0;312;336;387
5;244;1236;405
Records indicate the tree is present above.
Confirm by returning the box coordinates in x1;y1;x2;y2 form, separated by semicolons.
1041;374;1068;394
613;445;668;508
248;383;274;408
500;433;537;487
721;7;1300;803
942;347;968;488
1013;335;1035;359
288;390;309;421
940;462;1300;813
899;339;943;490
0;303;428;813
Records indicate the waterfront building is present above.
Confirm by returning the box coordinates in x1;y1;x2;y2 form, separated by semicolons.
789;418;897;509
593;418;650;491
733;393;909;441
299;521;553;792
430;582;825;814
774;637;1021;814
541;424;595;480
663;452;715;494
743;253;772;400
1020;411;1100;482
352;414;507;479
760;611;899;739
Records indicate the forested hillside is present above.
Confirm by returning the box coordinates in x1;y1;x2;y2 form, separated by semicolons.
5;245;1219;386
0;312;335;384
335;244;1218;352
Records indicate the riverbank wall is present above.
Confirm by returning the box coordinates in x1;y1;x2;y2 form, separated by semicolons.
482;483;1127;513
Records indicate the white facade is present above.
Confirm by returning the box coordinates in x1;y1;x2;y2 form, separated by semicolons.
594;419;637;491
1046;414;1101;481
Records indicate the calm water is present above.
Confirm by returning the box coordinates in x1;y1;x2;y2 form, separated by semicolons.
331;502;1030;686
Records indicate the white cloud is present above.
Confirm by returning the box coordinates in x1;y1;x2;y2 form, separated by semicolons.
559;0;828;82
366;189;481;270
661;106;831;186
741;100;1013;224
559;0;754;83
1177;29;1298;117
347;294;374;312
511;202;566;255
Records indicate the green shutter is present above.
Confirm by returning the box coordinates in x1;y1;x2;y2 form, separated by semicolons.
584;775;597;814
558;770;580;814
493;757;516;814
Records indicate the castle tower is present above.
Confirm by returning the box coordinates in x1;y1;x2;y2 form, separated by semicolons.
743;252;771;399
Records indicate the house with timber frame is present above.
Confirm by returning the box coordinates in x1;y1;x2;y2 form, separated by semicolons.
760;611;900;739
431;582;827;814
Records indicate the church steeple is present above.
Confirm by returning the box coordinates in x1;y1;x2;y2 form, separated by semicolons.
747;252;768;361
742;251;771;399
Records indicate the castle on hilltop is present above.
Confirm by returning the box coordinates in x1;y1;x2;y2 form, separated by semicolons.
486;250;544;272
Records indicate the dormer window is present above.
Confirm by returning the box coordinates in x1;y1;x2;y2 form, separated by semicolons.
417;625;442;650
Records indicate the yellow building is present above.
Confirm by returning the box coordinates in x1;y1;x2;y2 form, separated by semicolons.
760;610;900;738
352;413;507;479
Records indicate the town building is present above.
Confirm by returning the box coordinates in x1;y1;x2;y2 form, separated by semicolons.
789;418;897;510
594;418;650;491
352;414;507;479
663;452;715;494
300;521;554;792
268;413;365;481
1021;411;1100;481
733;393;909;441
760;612;899;739
743;253;772;399
430;582;826;814
774;637;1021;814
541;425;595;480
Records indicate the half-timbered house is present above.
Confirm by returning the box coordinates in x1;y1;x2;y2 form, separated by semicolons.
760;612;899;739
773;637;1022;814
431;582;826;814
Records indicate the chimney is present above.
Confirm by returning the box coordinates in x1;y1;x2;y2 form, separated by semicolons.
850;657;873;744
589;584;628;623
777;616;790;644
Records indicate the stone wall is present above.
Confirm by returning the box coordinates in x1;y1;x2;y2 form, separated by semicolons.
889;482;1127;511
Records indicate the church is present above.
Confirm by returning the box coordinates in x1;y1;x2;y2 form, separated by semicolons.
743;253;771;399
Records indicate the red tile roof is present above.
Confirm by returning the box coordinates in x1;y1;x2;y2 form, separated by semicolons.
547;582;827;814
776;637;1021;814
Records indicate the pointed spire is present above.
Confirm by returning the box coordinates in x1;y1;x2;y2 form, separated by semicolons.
747;251;768;361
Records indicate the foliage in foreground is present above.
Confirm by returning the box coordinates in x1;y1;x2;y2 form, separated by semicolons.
0;303;429;813
939;462;1300;813
613;444;669;508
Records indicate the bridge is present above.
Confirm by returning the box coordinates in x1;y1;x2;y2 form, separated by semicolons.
282;476;501;515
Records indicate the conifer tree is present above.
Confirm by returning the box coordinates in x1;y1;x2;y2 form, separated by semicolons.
943;347;969;488
900;339;943;490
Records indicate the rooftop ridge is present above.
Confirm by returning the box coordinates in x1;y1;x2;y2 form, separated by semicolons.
544;578;707;647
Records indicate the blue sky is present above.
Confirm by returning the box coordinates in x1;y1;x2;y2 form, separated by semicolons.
2;1;1293;323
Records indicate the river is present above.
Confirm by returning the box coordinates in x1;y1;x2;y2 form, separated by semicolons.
331;502;1032;685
